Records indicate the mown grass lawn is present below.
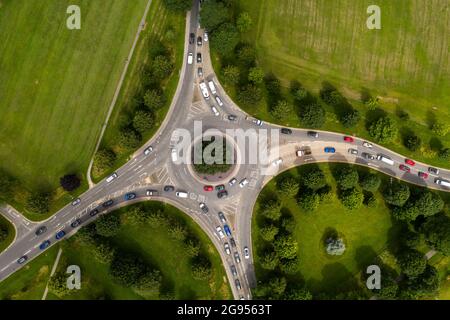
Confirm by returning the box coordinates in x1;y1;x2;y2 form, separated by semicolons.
252;163;402;294
0;0;148;192
0;215;15;253
48;202;231;300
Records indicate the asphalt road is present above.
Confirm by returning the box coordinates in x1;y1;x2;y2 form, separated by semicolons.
1;0;449;300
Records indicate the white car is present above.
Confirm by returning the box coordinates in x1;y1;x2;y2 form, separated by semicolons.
144;146;153;155
199;82;210;100
215;96;223;107
208;80;217;95
71;198;81;206
203;31;208;42
171;148;178;162
272;158;283;166
224;243;231;255
363;141;373;148
175;191;188;198
106;172;118;183
187;52;193;65
216;226;225;239
239;178;249;188
228;178;237;186
211;106;219;116
243;247;250;259
252;119;263;126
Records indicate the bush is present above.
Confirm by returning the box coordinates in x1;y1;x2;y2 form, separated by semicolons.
299;104;325;128
92;149;116;177
359;173;381;192
236;12;252;33
48;271;71;297
368;116;398;143
248;67;264;84
132;110;154;134
335;166;359;190
95;214;121;237
59;174;81;192
439;148;450;160
339;188;364;210
26;192;50;214
431;121;449;137
93;242;115;264
222;65;240;84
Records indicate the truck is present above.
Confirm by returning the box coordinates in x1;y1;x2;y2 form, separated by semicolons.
296;147;311;157
376;154;394;166
199;82;210;99
208;80;217;95
435;179;450;187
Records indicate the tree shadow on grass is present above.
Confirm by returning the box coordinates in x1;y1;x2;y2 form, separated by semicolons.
307;262;358;296
365;107;388;130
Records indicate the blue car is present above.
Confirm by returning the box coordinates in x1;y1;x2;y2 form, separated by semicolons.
324;147;336;153
55;230;66;240
124;193;136;201
224;224;232;237
39;240;51;250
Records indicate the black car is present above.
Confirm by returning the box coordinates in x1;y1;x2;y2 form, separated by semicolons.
71;219;82;228
230;237;236;247
197;53;202;63
235;279;241;290
281;128;292;135
428;167;440;175
164;185;175;192
89;209;99;217
217;190;228;199
230;265;237;276
307;131;319;138
102;199;114;208
17;255;28;264
189;33;195;44
362;152;376;160
197;36;202;46
197;67;203;77
35;226;47;236
228;114;237;121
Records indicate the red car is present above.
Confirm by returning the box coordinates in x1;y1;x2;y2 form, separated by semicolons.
405;159;415;166
203;185;213;192
399;164;410;172
344;136;354;143
418;171;429;179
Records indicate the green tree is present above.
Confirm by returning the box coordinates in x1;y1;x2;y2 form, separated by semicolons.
398;249;427;278
299;104;325;128
259;249;279;270
0;225;9;242
376;273;399;300
199;0;229;31
162;0;192;12
404;265;440;298
110;253;146;286
132;110;154;134
279;257;300;274
25;192;50;214
236;12;252;32
92;149;116;177
118;128;141;151
191;256;213;280
421;214;450;256
183;239;201;258
302;168;326;190
335;166;359;190
400;230;421;249
134;269;162;295
284;285;313;300
95;214;121;237
363;192;377;208
259;224;279;242
431;121;449;137
260;199;281;221
222;65;240;84
144;89;166;110
151;55;174;81
368;116;398;143
317;185;334;203
341;109;360;128
278;177;300;198
92;242;115;264
281;215;296;233
297;189;320;212
340;188;364;210
439;148;450;160
168;223;188;242
382;182;410;206
270;100;293;120
210;23;239;55
237;84;262;106
273;234;298;259
404;134;421;151
48;271;71;297
237;45;256;66
248;67;264;84
359;173;381;192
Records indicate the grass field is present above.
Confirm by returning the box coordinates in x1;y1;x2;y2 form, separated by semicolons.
241;0;449;121
0;215;15;253
0;0;148;191
252;163;403;295
0;203;231;300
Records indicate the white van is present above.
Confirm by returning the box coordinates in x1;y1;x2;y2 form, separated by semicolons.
199;82;210;100
187;53;193;65
175;191;188;198
106;172;118;183
208;80;217;95
435;179;450;187
376;155;394;166
171;148;178;162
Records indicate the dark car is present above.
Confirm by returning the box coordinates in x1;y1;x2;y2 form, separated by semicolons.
218;212;226;223
281;128;292;135
217;190;228;199
428;167;440;175
189;33;195;44
230;265;238;276
362;152;376;160
199;202;209;214
35;226;47;236
55;230;66;240
235;279;241;290
197;36;202;46
102;199;114;208
164;185;175;192
71;219;82;228
224;224;232;237
234;252;241;264
197;53;202;63
228;114;237;121
307;131;319;138
215;184;225;191
230;237;236;247
39;240;51;250
89;209;99;217
124;193;136;201
197;67;203;77
17;256;28;264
